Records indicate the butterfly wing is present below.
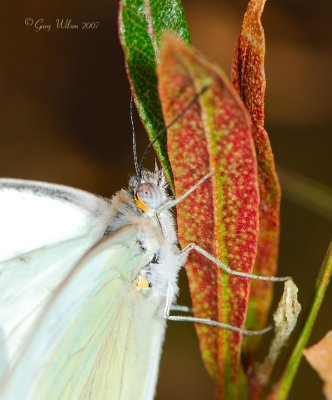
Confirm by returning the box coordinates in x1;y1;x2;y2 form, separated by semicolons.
0;179;113;378
0;178;112;261
1;225;166;400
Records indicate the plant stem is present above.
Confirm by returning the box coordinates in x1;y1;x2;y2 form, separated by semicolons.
269;240;332;400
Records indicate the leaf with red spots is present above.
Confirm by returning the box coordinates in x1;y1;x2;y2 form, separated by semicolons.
118;0;190;184
158;34;259;398
232;0;281;360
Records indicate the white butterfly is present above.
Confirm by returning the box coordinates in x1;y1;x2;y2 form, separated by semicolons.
0;163;289;399
0;168;174;399
0;86;291;399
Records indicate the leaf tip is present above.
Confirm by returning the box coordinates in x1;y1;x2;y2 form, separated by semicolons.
273;279;301;337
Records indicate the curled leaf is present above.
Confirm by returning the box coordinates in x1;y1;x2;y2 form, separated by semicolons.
273;280;301;339
158;34;259;398
253;280;301;395
232;0;281;357
304;331;332;400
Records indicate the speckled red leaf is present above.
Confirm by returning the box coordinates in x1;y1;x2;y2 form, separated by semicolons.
158;34;259;398
232;0;281;360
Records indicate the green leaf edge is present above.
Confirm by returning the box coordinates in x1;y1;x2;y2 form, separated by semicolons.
118;0;191;187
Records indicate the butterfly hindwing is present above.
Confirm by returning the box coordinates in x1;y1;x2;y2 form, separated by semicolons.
1;225;166;400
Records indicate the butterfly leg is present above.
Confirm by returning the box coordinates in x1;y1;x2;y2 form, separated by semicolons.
180;243;291;282
156;172;213;215
157;169;289;280
163;284;272;335
170;305;193;313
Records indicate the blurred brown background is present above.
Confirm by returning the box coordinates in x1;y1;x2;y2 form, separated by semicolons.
0;0;331;398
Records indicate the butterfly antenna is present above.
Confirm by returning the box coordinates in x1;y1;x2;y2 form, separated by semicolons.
130;96;140;177
138;84;210;179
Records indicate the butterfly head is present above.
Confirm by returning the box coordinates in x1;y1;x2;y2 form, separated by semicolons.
135;182;162;212
130;166;169;214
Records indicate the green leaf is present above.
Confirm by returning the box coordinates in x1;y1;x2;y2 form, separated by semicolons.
118;0;190;184
269;240;332;400
158;34;260;399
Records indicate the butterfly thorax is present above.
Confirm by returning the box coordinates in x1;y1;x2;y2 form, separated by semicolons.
106;168;182;302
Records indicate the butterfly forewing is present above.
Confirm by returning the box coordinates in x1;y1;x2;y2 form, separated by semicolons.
0;179;112;261
0;179;113;381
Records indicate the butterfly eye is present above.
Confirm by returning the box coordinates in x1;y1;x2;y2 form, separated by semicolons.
135;182;162;212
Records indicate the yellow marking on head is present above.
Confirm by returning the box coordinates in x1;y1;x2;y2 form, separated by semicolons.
134;194;151;212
